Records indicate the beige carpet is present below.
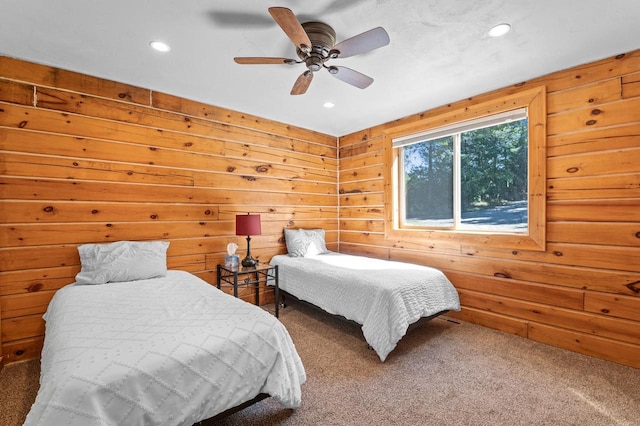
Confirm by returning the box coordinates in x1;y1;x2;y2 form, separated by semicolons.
2;299;639;425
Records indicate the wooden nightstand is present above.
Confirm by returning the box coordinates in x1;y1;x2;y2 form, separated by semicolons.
216;263;280;317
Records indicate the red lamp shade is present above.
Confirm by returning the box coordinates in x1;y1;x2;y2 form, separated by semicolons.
236;214;261;236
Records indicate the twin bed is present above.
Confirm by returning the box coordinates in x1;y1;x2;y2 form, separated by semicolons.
24;241;305;425
271;228;461;362
271;252;460;362
26;233;460;424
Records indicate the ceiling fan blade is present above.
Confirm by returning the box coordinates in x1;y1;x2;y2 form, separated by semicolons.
234;57;296;65
268;7;312;52
332;27;390;58
329;66;373;89
291;71;314;95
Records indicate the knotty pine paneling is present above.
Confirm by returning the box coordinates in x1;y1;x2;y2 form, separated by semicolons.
0;57;338;366
339;49;640;368
622;72;640;98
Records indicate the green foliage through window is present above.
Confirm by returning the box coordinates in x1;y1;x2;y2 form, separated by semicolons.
399;113;528;232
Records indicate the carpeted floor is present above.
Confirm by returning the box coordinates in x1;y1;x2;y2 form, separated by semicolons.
2;299;639;425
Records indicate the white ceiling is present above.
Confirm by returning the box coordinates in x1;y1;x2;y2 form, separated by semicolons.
1;0;639;136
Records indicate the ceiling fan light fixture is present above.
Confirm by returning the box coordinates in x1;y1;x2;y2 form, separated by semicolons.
149;41;171;52
235;7;390;95
488;23;511;37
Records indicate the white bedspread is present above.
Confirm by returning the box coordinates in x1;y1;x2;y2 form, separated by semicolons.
270;253;460;362
24;270;306;426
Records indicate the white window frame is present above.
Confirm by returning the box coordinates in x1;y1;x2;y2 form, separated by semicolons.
395;108;528;232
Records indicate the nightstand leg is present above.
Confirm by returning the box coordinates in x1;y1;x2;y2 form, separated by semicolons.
216;264;221;289
233;274;238;298
274;265;279;318
254;271;260;307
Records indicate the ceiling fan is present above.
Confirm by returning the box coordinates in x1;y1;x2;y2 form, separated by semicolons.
234;7;390;95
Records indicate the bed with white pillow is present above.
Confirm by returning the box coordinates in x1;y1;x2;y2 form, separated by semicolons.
270;229;461;362
24;241;306;426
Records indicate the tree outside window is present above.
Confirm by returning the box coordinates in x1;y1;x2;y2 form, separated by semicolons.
398;111;529;233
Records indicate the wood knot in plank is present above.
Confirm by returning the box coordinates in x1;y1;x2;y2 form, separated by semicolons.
493;272;511;279
227;166;236;172
591;109;602;115
585;119;597;125
626;280;640;294
242;175;257;181
28;283;43;292
43;206;54;213
255;165;270;173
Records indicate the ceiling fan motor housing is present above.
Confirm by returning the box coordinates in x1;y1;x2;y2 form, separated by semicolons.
297;21;336;72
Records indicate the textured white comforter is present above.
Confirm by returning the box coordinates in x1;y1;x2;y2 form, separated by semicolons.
270;253;460;361
24;270;306;426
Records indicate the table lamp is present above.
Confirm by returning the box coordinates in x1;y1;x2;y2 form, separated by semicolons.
236;213;261;268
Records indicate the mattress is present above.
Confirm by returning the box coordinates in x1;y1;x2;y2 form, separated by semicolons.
24;270;306;426
270;252;460;361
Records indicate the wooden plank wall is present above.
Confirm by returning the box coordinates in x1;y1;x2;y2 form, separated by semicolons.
0;56;338;366
338;49;640;368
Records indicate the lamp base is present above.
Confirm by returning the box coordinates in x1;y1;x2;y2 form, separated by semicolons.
241;256;258;268
241;235;258;268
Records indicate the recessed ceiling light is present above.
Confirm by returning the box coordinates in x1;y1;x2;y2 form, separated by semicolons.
323;102;335;109
149;41;171;52
488;23;511;38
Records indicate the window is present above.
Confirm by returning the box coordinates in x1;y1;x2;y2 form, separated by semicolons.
396;108;528;233
383;86;546;251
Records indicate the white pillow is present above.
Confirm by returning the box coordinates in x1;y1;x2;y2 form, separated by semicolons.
284;228;329;257
75;240;169;285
